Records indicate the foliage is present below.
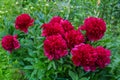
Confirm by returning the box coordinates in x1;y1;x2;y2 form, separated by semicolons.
0;0;120;80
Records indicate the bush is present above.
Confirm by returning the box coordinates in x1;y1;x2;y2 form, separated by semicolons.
0;0;120;80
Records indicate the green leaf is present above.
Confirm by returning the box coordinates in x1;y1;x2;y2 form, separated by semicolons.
37;70;45;79
24;66;33;69
31;70;37;77
80;77;89;80
69;70;79;80
52;61;56;70
47;62;52;70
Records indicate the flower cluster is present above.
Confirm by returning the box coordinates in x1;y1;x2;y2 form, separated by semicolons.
1;35;20;53
41;16;84;60
95;46;111;68
1;14;111;72
44;35;68;60
41;16;111;71
41;16;75;37
1;13;34;52
65;30;85;49
79;17;106;41
71;43;111;71
15;14;34;33
71;44;97;71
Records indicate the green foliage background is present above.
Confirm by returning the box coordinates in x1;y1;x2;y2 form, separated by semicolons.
0;0;120;80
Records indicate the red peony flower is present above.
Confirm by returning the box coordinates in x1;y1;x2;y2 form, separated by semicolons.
95;46;111;68
44;34;68;60
49;16;63;23
79;17;106;41
78;25;85;31
15;14;34;33
1;35;20;53
60;20;74;32
71;43;97;71
65;30;85;50
41;22;64;37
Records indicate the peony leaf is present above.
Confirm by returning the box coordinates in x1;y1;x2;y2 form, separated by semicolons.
69;70;79;80
80;77;89;80
24;66;33;69
47;62;52;70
